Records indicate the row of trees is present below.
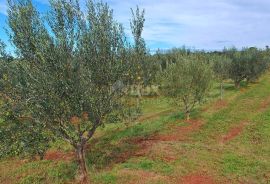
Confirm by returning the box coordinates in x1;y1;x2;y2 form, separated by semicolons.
156;47;269;120
0;0;269;183
224;47;269;87
210;47;269;101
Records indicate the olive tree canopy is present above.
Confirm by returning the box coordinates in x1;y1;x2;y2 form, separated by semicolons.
2;0;138;182
158;54;213;120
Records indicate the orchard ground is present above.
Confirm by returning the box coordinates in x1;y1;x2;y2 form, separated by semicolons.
1;72;270;184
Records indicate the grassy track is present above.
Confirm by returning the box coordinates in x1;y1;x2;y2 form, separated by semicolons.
1;73;270;184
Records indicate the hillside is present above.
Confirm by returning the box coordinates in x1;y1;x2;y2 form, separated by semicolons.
1;72;270;184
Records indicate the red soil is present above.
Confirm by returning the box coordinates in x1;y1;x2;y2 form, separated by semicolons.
156;119;204;141
133;142;178;162
130;137;159;157
149;143;180;162
220;122;247;143
202;99;228;112
44;150;75;161
181;173;216;184
130;119;204;159
214;100;228;110
259;96;270;111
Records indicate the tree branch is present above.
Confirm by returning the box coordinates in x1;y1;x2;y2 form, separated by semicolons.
82;118;101;144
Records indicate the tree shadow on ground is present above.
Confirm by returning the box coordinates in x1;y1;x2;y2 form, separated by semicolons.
86;137;137;170
85;112;182;170
85;126;158;170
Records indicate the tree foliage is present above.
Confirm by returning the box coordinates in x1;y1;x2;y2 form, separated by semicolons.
211;54;232;99
2;0;137;182
0;40;8;59
242;47;269;83
0;113;50;159
128;6;147;89
1;0;270;183
158;54;213;120
224;47;269;88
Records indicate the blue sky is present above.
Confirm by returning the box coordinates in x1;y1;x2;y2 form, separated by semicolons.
1;0;270;53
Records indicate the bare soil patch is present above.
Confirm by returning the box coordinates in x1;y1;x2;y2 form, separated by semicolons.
129;119;204;158
259;96;270;111
181;173;216;184
129;137;159;157
213;100;228;110
44;150;75;161
220;122;248;143
156;120;204;141
149;142;180;162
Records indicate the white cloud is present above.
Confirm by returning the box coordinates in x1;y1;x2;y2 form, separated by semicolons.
0;0;7;16
107;0;270;50
2;0;270;51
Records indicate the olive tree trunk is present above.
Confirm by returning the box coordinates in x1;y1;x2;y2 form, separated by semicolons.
220;80;224;99
185;111;190;121
234;80;240;89
136;84;142;109
184;102;190;121
75;144;89;184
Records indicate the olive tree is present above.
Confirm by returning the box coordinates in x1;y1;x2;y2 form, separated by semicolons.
243;47;269;83
158;54;212;120
224;48;247;88
3;0;138;182
129;6;146;98
0;113;51;159
225;47;269;88
0;39;50;161
0;39;7;82
0;40;7;59
211;54;231;99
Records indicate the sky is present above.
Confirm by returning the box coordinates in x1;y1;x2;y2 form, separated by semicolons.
1;0;270;53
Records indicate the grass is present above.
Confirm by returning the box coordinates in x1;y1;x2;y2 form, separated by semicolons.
1;74;270;183
0;159;77;184
221;152;263;176
120;157;174;175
